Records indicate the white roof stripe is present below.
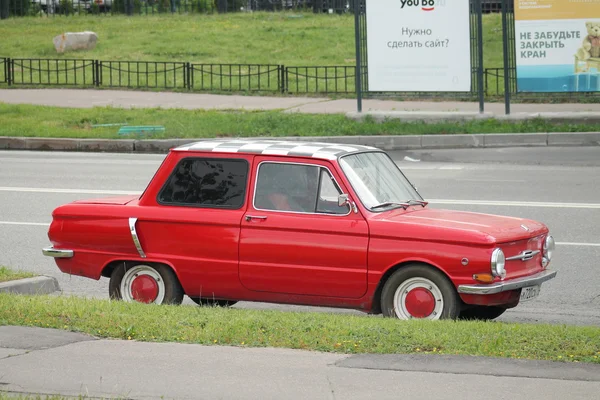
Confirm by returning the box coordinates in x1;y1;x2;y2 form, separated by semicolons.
262;149;292;156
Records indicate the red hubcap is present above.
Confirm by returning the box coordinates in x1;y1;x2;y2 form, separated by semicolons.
130;275;159;303
404;288;436;318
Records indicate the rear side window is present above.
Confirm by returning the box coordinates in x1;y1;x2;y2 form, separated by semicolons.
158;158;249;209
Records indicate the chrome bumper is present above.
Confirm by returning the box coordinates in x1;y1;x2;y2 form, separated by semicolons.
457;270;557;295
42;246;74;258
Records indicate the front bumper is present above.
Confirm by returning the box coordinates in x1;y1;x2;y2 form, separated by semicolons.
457;270;557;295
42;246;74;259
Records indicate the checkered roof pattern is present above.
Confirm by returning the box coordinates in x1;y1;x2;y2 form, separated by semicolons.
173;139;379;160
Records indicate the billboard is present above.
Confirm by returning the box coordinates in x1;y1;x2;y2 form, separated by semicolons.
365;0;472;92
515;0;600;92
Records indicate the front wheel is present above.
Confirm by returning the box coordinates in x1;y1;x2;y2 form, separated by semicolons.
109;262;184;305
381;264;460;320
459;306;507;321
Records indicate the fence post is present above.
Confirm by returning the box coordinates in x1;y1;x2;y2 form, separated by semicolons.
501;0;511;114
476;0;484;113
0;0;9;19
7;58;12;86
185;62;191;90
95;60;101;87
127;0;133;15
279;65;284;93
353;0;363;113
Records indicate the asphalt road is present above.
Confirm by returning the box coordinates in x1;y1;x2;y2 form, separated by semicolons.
1;146;599;326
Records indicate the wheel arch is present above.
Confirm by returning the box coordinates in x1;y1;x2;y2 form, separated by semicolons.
370;259;456;315
101;258;180;280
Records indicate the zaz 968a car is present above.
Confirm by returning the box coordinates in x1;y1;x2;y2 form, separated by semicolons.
43;139;557;320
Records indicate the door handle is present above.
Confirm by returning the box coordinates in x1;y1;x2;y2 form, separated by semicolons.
245;215;267;222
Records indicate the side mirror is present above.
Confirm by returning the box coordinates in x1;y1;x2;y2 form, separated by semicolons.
338;194;358;214
338;193;349;207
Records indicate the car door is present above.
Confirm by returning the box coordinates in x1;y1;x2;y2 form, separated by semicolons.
238;157;369;299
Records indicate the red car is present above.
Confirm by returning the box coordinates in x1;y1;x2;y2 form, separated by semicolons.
43;139;557;320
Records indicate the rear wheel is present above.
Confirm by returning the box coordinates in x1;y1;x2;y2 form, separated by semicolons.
190;297;238;307
459;306;507;321
109;263;184;305
381;264;460;320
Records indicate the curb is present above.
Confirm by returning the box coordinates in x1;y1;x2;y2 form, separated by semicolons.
1;133;599;153
0;276;61;295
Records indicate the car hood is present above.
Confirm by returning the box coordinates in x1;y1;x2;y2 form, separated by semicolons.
369;207;548;245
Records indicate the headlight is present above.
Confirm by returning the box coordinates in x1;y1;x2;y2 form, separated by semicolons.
543;235;555;266
491;248;506;279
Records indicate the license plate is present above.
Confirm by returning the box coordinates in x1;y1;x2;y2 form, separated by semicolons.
520;285;541;302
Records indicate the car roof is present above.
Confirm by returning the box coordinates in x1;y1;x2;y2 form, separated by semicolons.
172;139;380;161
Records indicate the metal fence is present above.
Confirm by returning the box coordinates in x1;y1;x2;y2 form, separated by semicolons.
189;64;282;92
1;56;557;98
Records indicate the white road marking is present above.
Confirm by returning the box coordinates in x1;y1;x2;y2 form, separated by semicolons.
428;199;600;209
0;221;49;226
0;157;162;165
0;187;141;195
556;242;600;247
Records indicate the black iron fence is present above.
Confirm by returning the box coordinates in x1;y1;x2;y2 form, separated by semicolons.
0;56;568;98
189;64;282;93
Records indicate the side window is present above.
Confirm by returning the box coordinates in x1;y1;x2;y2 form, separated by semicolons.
158;158;248;209
254;162;349;215
316;169;348;215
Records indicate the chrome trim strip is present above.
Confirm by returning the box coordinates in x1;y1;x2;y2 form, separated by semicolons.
457;270;557;295
506;250;541;261
129;217;146;258
42;247;74;258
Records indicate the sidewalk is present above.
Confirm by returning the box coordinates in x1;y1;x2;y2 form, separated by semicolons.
1;326;599;400
0;88;599;115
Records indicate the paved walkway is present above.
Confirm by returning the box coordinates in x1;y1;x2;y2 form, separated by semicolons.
1;326;599;400
0;88;598;113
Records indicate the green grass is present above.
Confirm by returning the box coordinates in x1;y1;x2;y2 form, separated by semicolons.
1;293;599;364
0;13;503;67
1;104;600;139
0;266;36;283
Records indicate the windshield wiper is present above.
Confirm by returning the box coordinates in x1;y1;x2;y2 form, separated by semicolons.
406;199;428;207
371;202;409;210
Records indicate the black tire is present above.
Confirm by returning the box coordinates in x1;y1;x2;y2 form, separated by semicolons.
109;262;184;305
190;297;238;307
459;306;507;321
380;264;460;320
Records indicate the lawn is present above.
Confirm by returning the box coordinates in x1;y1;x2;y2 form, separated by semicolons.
2;103;600;139
0;266;36;283
0;13;504;68
1;292;599;364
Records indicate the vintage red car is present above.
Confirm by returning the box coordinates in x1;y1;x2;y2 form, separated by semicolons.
43;139;557;320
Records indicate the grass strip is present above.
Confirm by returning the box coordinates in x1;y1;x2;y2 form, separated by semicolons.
0;293;599;364
0;266;36;283
0;13;504;69
1;104;599;139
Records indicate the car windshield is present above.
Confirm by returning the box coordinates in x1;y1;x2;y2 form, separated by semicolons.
339;151;423;211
